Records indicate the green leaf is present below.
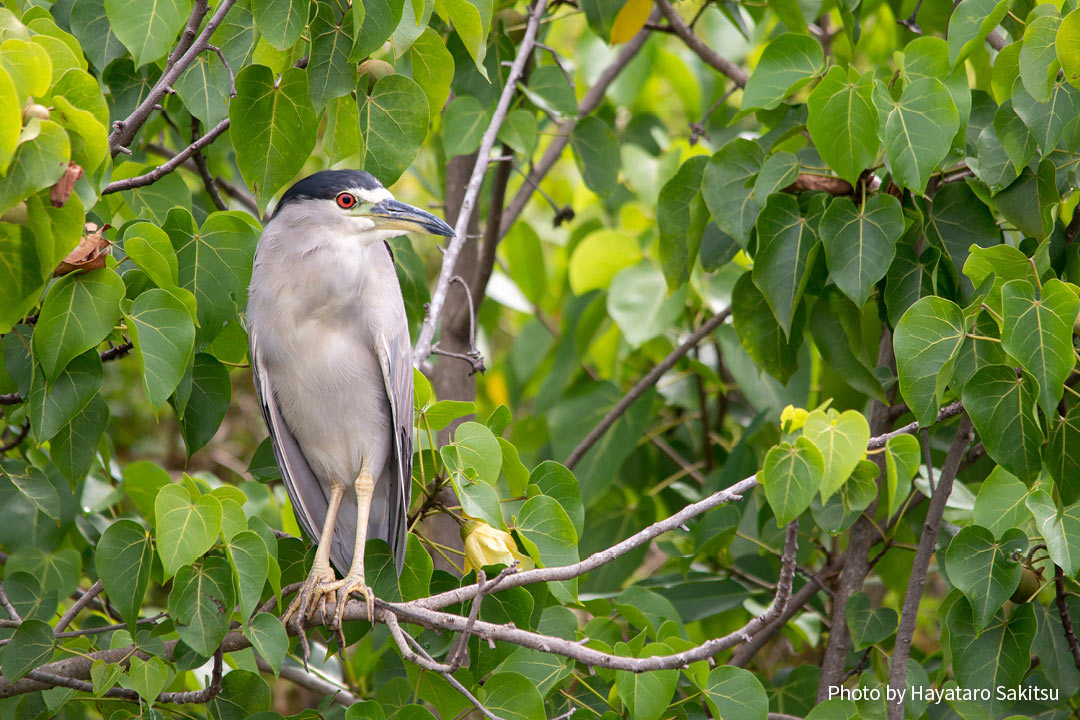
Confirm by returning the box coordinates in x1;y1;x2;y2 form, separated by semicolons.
123;461;171;520
884;433;920;519
2;463;61;523
946;525;1027;632
1058;9;1080;88
176;354;231;455
52;391;107;482
227;530;269;623
244;613;288;677
353;0;405;59
96;519;152;631
0;38;51;109
608;262;687;348
33;268;124;382
29;349;102;443
0;66;18;175
702;138;764;246
819;194;904;306
802;408;870;501
442;96;490;158
173;53;232;128
761;436;824;525
410;28;454;114
806;67;878;187
1027;489;1080;575
168;556;236;656
948;598;1037;714
90;661;123;697
251;0;307;50
893;296;965;427
697;666;767;720
527;461;584;537
125;223;178;291
164;209;259;343
568;229;642;294
1013;79;1080;156
502;222;545;305
1020;13;1061;103
845;591;898;650
752;151;799;202
973;467;1032;538
657;155;708;288
525;65;576;117
872;77;959;193
422;400;475;430
324;93;362;164
104;0;190;67
308;2;354;111
442;421;501;485
127;288;196;410
359;74;429;186
808;288;885;402
948;0;1010;68
732;271;804;385
752;193;820;336
399;534;433;601
515;495;579;602
1000;278;1079;415
121;656;170;707
230;65;318;212
961;244;1036;318
0;119;70;216
614;642;678;720
497;109;536;156
570;116;620;197
480;672;546;720
155;483;223;579
961;365;1043;484
1;619;54;681
1047;405;1080;504
740;33;824;113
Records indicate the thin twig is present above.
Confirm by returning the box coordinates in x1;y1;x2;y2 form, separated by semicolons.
0;422;30;452
108;0;235;154
655;0;748;87
253;656;358;706
887;416;973;720
499;17;654;237
413;0;549;367
190;117;229;211
0;582;21;622
55;581;103;633
103;118;231;194
1056;565;1080;671
566;309;731;469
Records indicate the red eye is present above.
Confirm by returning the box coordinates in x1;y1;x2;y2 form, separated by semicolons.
336;193;356;209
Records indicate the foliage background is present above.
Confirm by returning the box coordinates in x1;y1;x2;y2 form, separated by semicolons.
2;0;1080;718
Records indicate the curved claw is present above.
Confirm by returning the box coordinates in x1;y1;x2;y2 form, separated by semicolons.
325;576;376;634
281;564;337;664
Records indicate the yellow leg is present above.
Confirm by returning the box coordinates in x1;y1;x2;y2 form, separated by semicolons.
282;475;345;628
324;465;376;629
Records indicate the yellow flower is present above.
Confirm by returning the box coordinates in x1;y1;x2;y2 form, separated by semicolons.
781;405;808;433
461;521;534;575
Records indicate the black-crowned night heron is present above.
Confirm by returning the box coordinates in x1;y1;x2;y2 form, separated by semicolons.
247;169;454;633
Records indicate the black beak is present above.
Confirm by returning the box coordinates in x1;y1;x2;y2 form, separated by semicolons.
370;200;455;237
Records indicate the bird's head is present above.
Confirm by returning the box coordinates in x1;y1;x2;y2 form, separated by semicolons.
270;169;455;244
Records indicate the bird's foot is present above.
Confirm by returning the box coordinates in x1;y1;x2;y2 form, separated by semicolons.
282;564;339;630
324;575;376;632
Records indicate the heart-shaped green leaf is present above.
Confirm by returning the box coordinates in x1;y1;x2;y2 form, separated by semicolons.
894;296;966;426
700;666;768;720
873;77;959;193
752;193;821;337
1047;404;1080;504
1;619;54;681
95;519;151;631
962;365;1043;484
127;288;196;410
615;643;679;720
227;530;269;624
244;613;288;677
1000;278;1078;415
820;194;904;307
884;433;920;519
168;556;235;656
1026;489;1080;576
807;66;878;187
846;591;898;650
33;267;124;382
946;525;1027;631
120;656;171;707
762;437;824;525
802;409;870;501
155;484;222;579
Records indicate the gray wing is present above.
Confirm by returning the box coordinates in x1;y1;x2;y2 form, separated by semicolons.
376;330;414;574
250;326;326;548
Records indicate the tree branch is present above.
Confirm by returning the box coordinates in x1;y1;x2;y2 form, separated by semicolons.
108;0;235;154
412;0;549;367
1055;565;1080;671
655;0;748;87
566;308;732;469
887;415;973;720
498;18;654;238
102;118;231;194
